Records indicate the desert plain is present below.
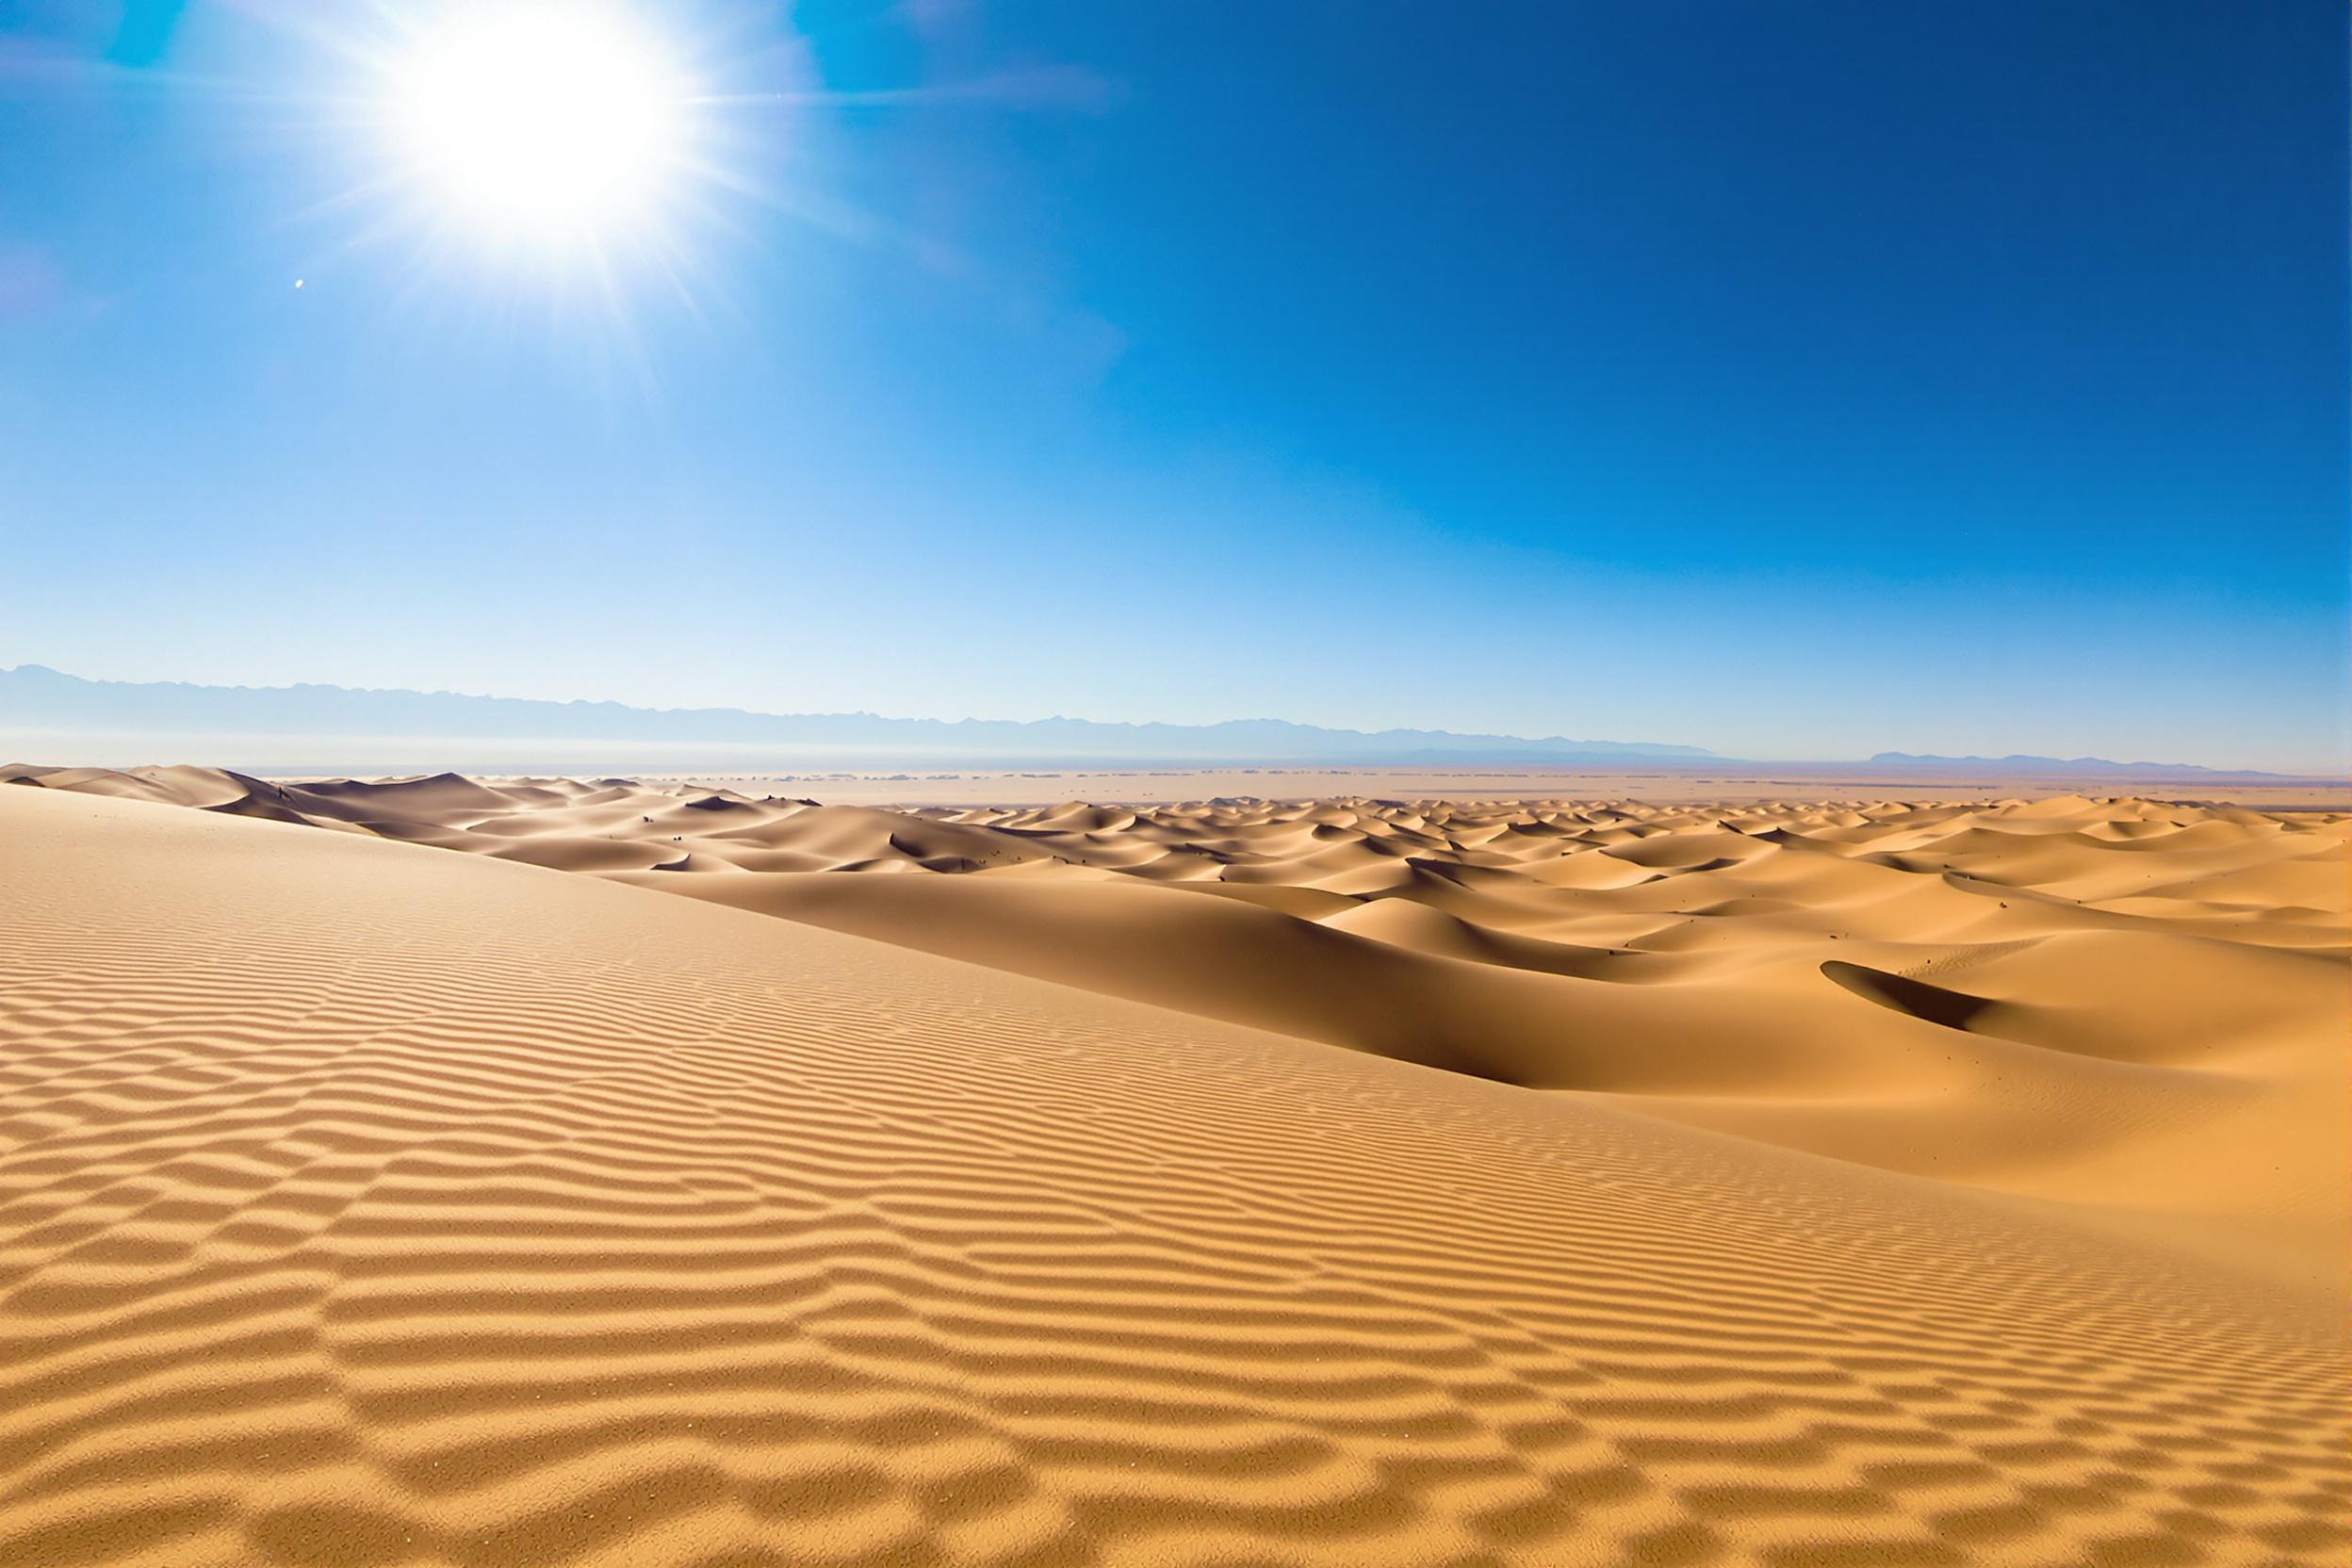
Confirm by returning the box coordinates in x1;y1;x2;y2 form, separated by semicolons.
0;762;2344;1567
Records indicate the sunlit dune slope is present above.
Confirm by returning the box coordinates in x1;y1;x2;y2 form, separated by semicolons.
10;764;2343;1278
0;778;2346;1568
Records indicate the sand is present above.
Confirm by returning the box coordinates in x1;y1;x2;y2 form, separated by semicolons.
652;766;2352;810
1;766;2345;1567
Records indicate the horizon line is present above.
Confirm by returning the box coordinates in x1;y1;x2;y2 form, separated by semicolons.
2;662;2336;777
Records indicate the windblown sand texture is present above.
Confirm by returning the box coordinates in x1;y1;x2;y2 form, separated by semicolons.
2;765;2346;1568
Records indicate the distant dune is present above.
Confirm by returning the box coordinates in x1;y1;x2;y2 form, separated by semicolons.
0;765;2344;1566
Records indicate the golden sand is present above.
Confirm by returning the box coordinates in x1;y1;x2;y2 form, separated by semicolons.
1;769;2344;1566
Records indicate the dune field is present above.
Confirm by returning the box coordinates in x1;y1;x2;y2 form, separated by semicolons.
0;765;2345;1568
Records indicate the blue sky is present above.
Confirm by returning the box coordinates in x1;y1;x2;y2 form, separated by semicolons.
1;0;2344;769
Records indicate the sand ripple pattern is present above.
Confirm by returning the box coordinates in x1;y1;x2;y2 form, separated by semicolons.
1;779;2345;1566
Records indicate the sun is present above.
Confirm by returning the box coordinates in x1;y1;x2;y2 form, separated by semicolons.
384;3;694;247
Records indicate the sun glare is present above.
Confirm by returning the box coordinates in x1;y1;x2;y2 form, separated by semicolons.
385;4;692;246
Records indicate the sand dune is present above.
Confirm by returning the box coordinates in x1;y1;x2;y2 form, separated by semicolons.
9;765;2340;1266
2;769;2346;1566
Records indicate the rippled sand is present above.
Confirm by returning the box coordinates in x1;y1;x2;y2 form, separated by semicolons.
2;768;2344;1567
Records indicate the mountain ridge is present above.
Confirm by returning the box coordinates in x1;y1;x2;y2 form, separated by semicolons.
0;664;2309;776
1865;751;2290;778
0;663;1709;763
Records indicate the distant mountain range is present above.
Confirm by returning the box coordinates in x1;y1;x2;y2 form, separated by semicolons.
1864;752;2289;778
0;664;2306;777
0;664;1711;766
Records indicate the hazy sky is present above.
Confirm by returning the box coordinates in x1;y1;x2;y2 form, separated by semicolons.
2;1;2344;769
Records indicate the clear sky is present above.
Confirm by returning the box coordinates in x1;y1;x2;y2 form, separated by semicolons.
2;0;2344;769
